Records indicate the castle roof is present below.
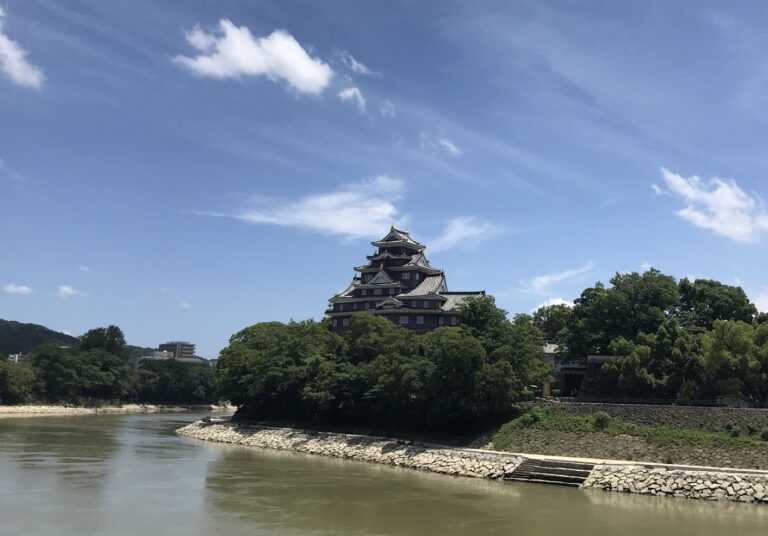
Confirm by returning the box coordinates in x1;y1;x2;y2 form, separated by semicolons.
371;226;424;249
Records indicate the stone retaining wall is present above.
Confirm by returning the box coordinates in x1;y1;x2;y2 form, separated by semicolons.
533;401;768;432
583;465;768;504
178;421;768;505
493;429;768;470
177;422;523;479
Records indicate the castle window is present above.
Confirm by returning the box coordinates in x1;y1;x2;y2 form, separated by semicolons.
450;317;458;326
423;300;430;308
399;315;409;325
438;317;444;326
342;318;350;327
353;303;358;310
416;316;424;325
339;304;344;311
374;288;382;295
362;289;367;296
333;319;338;327
402;272;411;280
415;273;420;280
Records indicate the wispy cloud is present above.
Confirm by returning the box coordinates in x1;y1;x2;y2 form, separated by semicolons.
77;265;91;272
656;168;768;243
0;7;44;89
532;297;573;312
57;285;86;298
337;86;366;112
3;283;32;294
429;216;504;252
339;51;378;75
519;261;595;295
179;301;191;309
202;175;405;240
380;99;396;118
420;131;463;157
174;22;333;95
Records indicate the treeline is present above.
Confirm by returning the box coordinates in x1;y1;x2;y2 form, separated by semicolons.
534;270;768;405
217;298;549;432
0;326;216;405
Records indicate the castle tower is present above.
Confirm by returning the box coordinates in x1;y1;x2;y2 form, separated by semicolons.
326;226;485;331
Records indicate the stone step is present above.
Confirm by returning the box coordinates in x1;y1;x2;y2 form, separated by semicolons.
505;458;595;487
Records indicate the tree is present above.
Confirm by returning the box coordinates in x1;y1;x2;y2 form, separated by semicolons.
533;303;573;342
677;278;756;331
80;325;127;357
563;270;679;358
0;361;37;404
700;320;767;404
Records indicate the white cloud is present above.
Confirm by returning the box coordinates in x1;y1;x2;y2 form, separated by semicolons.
533;297;573;312
62;330;73;336
0;7;44;89
519;261;595;295
754;291;768;313
658;168;768;243
3;283;32;294
206;175;405;240
340;52;378;75
77;265;91;272
57;285;85;298
179;301;191;309
640;261;653;272
651;183;665;196
420;131;463;157
175;21;333;95
380;99;396;118
429;216;503;252
337;86;366;112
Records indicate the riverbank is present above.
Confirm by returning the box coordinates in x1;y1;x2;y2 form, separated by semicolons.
490;404;768;470
0;403;235;418
177;420;768;505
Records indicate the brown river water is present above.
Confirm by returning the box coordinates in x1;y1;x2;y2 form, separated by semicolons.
0;413;765;535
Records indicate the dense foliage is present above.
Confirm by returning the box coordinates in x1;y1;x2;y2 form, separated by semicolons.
217;297;550;432
0;325;216;405
534;270;768;405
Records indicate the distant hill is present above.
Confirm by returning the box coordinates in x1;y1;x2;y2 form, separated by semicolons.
0;319;79;356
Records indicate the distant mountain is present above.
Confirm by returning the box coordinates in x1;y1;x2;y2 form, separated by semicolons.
0;319;79;356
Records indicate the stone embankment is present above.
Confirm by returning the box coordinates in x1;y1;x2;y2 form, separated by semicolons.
584;465;768;504
177;422;524;479
0;404;235;418
178;421;768;505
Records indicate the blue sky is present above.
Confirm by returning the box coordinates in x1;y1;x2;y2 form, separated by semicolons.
3;0;768;357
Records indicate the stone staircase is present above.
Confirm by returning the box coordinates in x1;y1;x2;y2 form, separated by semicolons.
505;458;595;487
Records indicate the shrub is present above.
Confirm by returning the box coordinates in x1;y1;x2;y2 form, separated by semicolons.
760;429;768;442
593;411;612;431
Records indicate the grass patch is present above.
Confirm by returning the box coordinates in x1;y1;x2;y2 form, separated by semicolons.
492;406;767;452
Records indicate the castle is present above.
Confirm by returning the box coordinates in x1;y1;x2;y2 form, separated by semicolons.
326;226;485;332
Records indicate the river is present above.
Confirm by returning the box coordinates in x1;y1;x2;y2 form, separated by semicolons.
0;413;765;535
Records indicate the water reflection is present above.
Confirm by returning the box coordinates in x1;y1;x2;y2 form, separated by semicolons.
0;415;119;487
